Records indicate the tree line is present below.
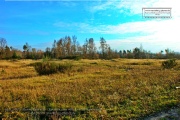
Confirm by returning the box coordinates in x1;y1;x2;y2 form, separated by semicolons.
0;36;179;60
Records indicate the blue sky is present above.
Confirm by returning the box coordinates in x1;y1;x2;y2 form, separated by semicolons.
1;0;180;52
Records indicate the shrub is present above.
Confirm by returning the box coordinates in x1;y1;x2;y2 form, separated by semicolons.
162;59;177;69
34;62;58;75
34;62;72;75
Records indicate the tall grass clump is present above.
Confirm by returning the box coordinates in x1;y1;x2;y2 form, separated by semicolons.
34;62;72;75
162;59;177;69
58;62;72;73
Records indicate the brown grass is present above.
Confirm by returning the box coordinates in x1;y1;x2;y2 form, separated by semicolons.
0;59;179;119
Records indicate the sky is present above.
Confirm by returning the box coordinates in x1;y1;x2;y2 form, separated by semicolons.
0;0;180;53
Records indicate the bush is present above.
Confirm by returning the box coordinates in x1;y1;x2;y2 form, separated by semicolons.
34;62;58;75
162;59;177;69
34;62;72;75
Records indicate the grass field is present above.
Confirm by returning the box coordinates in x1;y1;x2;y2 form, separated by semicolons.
0;59;179;119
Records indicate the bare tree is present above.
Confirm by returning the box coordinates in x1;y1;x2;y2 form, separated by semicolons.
32;48;36;59
72;35;77;55
56;38;63;58
51;40;57;58
82;39;88;58
88;38;96;59
99;37;108;59
66;36;71;56
0;38;7;58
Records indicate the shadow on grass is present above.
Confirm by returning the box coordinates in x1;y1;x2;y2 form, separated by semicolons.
0;75;38;80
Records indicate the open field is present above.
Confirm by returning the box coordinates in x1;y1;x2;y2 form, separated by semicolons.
0;59;179;119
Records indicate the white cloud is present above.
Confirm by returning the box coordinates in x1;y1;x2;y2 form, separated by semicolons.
53;0;180;52
90;0;114;12
92;17;180;52
90;0;180;18
105;33;180;52
54;17;180;42
101;17;180;52
86;0;180;52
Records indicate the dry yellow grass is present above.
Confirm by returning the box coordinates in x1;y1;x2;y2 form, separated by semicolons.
0;59;179;119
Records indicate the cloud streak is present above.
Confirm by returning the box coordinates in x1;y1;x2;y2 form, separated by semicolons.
89;0;180;19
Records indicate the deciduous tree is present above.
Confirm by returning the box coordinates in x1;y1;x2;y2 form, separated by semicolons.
0;37;7;58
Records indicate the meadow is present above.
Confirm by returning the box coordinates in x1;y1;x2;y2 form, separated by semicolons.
0;59;179;119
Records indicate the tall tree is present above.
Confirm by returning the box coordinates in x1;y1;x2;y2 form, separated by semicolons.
0;37;7;58
44;47;51;57
127;50;133;58
165;48;175;59
76;41;82;55
107;45;112;59
133;47;140;59
57;38;63;58
36;50;43;59
23;44;28;52
99;37;108;59
5;45;11;59
119;50;123;58
82;39;88;58
66;36;71;56
165;48;170;58
88;38;96;59
62;37;67;56
72;35;77;55
51;40;57;58
123;50;127;58
23;42;31;58
32;48;36;59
